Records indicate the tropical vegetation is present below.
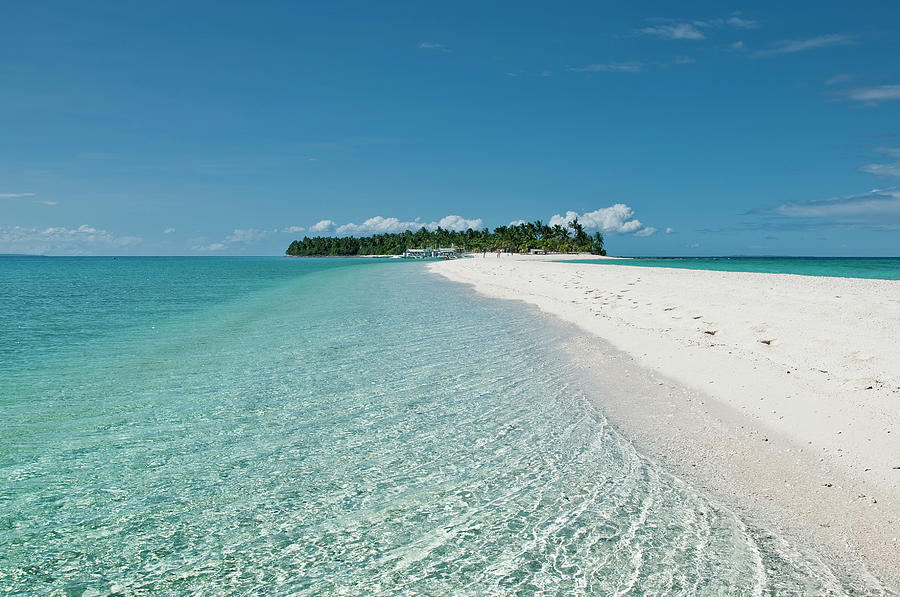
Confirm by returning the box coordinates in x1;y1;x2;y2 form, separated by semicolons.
285;219;606;256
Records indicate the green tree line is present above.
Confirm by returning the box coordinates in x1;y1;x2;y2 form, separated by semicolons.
285;219;606;256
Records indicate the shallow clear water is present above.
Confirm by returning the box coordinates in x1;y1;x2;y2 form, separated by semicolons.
564;256;900;280
0;257;881;595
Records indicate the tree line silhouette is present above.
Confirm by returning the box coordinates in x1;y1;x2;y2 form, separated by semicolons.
285;219;606;256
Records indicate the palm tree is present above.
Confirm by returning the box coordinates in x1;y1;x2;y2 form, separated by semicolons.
569;218;590;252
592;231;605;255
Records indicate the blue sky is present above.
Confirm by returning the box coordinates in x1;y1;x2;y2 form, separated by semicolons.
1;0;899;256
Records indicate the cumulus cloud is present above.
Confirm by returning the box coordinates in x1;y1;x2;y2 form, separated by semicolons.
280;225;305;234
0;224;141;255
332;214;483;236
309;219;336;233
432;215;483;231
753;34;854;57
548;204;654;236
163;227;176;234
665;227;675;234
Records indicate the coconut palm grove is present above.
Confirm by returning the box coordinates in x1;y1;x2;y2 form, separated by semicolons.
285;219;606;256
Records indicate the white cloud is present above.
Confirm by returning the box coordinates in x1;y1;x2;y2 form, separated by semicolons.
634;226;657;237
0;224;141;255
331;214;483;236
163;227;176;234
196;243;226;252
432;215;483;231
858;147;900;179
509;219;526;226
638;13;757;43
335;216;417;235
766;188;900;227
693;13;759;30
568;62;644;73
280;225;305;234
418;42;448;51
224;228;271;244
838;85;900;106
729;41;746;52
197;227;278;252
309;219;335;233
859;164;900;178
665;227;675;234
725;15;758;29
753;34;854;57
1;191;55;205
639;23;706;40
548;204;654;236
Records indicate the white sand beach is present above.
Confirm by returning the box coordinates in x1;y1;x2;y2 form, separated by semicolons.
429;254;900;588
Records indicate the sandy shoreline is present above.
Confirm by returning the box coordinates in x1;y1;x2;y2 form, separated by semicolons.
428;254;900;589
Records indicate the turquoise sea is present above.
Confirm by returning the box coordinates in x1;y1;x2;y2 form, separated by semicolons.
565;256;900;280
0;256;886;595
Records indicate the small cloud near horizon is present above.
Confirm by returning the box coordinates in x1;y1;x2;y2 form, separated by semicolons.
196;242;226;252
0;224;141;255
